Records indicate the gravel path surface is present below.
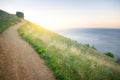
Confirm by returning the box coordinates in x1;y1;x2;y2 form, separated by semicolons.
0;21;55;80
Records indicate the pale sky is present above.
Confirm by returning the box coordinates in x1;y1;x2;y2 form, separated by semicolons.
0;0;120;30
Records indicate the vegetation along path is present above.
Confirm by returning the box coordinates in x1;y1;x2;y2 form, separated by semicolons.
0;21;55;80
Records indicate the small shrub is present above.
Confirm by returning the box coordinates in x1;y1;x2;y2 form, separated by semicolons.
104;52;114;58
85;44;90;47
16;12;24;18
85;44;96;50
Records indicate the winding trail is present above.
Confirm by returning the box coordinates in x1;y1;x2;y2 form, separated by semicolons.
0;21;55;80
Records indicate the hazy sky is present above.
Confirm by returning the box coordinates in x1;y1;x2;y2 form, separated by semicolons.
0;0;120;30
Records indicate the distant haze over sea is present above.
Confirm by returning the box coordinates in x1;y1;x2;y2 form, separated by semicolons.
58;28;120;59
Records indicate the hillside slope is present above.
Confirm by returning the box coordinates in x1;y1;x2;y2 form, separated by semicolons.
18;21;120;80
0;10;21;33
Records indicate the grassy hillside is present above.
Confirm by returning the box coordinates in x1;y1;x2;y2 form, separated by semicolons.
0;10;21;33
18;21;120;80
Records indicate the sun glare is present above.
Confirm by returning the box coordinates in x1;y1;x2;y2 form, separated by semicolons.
3;0;119;30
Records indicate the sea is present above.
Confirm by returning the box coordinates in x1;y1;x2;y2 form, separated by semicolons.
57;28;120;59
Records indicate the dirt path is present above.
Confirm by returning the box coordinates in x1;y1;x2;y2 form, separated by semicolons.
0;21;55;80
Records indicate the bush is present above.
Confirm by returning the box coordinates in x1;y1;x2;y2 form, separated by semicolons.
16;12;24;18
85;44;90;47
104;52;114;58
85;44;96;50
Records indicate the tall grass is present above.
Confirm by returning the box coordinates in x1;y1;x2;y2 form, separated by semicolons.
18;21;120;80
0;10;21;33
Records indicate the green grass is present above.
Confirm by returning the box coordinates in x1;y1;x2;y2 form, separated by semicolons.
0;10;21;33
18;21;120;80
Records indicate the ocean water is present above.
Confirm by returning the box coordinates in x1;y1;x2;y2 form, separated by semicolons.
58;28;120;59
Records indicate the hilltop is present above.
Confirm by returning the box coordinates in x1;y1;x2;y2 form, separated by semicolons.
0;10;21;33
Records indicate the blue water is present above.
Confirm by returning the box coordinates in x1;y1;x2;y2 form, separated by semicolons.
58;28;120;59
